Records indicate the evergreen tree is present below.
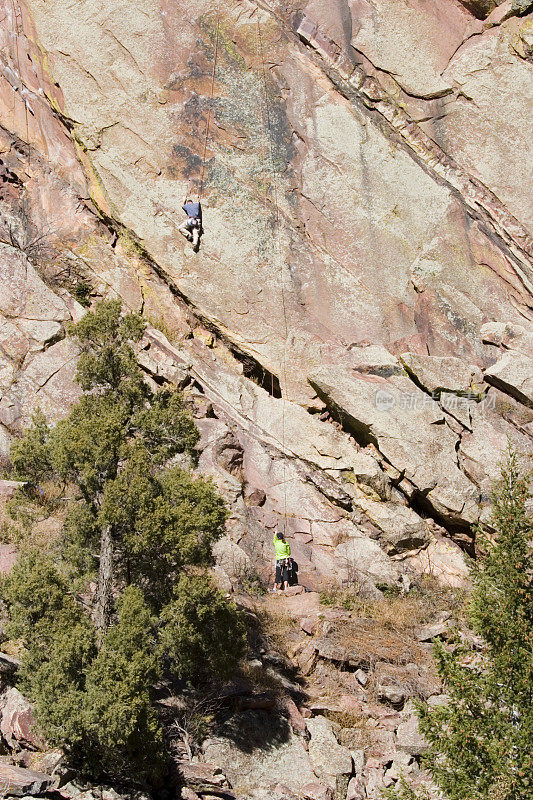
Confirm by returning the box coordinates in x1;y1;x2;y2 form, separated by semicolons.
2;301;246;784
387;449;532;800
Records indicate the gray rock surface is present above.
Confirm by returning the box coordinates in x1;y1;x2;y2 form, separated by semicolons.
310;366;480;525
202;711;316;794
0;762;52;796
400;354;483;396
306;715;353;783
396;715;429;756
0;687;42;750
484;351;533;407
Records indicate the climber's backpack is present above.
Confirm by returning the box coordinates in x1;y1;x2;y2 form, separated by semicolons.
288;558;299;586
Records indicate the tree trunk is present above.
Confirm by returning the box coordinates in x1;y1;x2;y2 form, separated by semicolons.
94;524;113;647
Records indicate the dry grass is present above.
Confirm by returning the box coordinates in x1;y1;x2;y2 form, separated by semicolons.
256;608;300;656
320;577;469;634
337;714;374;750
238;660;288;696
326;617;423;668
1;498;66;553
309;659;359;703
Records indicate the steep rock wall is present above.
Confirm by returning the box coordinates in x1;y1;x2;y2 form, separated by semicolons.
0;0;532;591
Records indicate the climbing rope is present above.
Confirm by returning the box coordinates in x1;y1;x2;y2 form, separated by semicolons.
198;12;220;198
159;11;219;234
256;17;289;537
10;0;30;163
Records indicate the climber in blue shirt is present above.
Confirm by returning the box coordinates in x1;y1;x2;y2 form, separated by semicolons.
178;196;203;251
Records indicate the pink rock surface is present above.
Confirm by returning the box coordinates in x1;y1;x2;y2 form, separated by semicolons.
0;0;530;640
0;688;43;750
0;761;52;796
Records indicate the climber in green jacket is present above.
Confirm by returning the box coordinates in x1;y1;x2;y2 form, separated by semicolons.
273;531;291;592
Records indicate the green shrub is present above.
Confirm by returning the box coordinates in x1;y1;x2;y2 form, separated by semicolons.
1;301;245;785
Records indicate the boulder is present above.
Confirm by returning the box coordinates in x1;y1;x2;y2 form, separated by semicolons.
301;783;334;800
350;749;366;775
346;775;366;800
211;537;251;586
0;687;42;750
484;351;533;408
384;751;415;783
363;765;386;800
375;662;439;706
355;497;430;555
0;762;52;796
178;761;229;788
202;711;316;794
294;641;318;676
334;535;400;586
182;790;202;800
414;621;450;642
282;697;308;736
480;321;533;357
408;533;470;587
375;667;407;707
310;367;480;525
396;715;429;756
427;694;450;709
354;669;368;687
483;1;514;27
363;730;397;766
400;353;483;395
300;616;319;636
305;715;353;783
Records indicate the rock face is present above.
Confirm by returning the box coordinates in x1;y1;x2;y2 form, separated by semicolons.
484;351;533;408
0;762;52;797
0;0;531;596
0;687;42;750
0;9;531;797
202;711;317;794
309;365;481;525
306;715;353;787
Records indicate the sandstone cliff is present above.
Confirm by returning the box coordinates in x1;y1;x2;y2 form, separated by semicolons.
0;1;532;797
1;0;532;594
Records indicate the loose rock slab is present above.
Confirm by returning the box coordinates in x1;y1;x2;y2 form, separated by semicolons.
0;762;52;796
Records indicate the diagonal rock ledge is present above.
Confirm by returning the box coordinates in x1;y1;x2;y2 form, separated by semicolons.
294;13;533;296
309;365;481;527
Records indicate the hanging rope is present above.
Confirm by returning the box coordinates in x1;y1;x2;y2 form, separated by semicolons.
10;0;30;162
154;12;220;236
257;18;289;536
198;12;220;198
